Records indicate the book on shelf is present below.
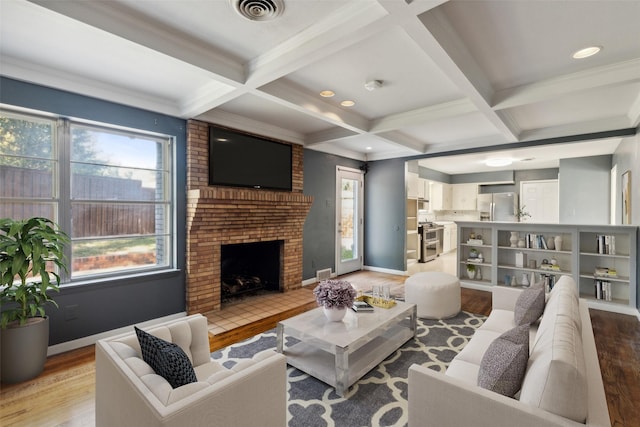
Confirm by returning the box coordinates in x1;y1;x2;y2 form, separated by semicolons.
594;266;617;278
524;233;548;250
595;280;612;301
352;300;375;312
596;234;616;255
467;238;484;245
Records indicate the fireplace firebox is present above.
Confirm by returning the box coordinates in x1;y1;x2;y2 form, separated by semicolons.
221;240;283;303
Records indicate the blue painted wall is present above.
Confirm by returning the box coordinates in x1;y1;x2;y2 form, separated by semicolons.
302;150;362;279
0;77;187;345
364;158;406;271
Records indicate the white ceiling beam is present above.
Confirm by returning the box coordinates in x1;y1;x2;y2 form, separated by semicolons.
519;116;634;142
179;84;246;119
303;143;367;161
493;59;640;110
414;8;520;142
305;127;359;146
0;56;181;117
374;131;428;153
256;80;371;133
195;109;306;145
369;98;477;133
28;0;245;86
246;1;389;88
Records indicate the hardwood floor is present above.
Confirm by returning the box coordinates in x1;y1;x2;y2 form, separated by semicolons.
0;271;638;426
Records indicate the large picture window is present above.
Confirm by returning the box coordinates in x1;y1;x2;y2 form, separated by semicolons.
0;108;174;282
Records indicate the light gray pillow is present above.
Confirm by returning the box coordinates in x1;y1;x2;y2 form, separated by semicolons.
514;286;545;325
478;324;530;397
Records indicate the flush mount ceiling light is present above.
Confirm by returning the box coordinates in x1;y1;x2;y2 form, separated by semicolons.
572;46;602;59
485;158;513;167
340;100;355;107
231;0;284;22
364;80;383;91
319;90;335;97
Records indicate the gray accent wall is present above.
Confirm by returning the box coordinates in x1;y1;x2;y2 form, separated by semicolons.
559;155;612;224
364;158;406;271
302;150;362;280
612;134;640;309
1;77;187;345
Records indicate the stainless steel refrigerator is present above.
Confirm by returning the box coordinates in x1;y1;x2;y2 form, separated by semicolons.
477;192;518;222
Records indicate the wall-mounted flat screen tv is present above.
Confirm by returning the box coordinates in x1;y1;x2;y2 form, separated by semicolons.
209;126;292;191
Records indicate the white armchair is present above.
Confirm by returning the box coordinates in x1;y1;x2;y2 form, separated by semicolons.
95;314;287;427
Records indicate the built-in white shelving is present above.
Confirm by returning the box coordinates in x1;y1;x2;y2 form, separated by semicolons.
456;221;638;315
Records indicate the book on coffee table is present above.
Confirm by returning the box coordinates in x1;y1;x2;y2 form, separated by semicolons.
352;300;374;312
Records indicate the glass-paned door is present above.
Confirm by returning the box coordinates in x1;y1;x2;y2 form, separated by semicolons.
336;167;364;275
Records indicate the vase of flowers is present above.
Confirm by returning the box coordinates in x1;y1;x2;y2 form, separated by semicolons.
313;279;357;322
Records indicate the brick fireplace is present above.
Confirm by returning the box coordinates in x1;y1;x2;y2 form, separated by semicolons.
185;120;313;314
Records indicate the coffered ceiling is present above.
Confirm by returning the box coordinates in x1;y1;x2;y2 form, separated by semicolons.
1;0;639;169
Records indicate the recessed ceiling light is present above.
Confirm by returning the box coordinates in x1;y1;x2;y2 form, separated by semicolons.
572;46;602;59
320;90;335;97
341;100;355;107
485;158;513;167
366;146;372;150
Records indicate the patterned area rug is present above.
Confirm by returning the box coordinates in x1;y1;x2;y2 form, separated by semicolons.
211;311;485;427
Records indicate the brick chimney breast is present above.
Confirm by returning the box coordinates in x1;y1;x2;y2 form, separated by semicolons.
185;120;312;313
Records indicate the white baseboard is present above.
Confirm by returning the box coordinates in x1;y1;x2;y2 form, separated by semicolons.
459;281;493;292
47;312;187;356
302;272;339;287
363;265;407;276
301;277;317;286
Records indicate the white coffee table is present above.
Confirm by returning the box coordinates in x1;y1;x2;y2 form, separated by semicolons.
276;301;417;397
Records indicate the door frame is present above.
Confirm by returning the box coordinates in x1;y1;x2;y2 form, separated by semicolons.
335;166;364;276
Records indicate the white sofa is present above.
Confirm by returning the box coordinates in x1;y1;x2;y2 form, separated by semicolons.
408;276;611;427
95;314;287;427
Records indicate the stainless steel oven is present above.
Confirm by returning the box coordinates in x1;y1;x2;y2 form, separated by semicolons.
419;224;440;262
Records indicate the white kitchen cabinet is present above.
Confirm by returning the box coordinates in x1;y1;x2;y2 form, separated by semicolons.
443;225;452;253
430;182;451;211
407;172;419;198
451;184;478;210
418;178;428;200
442;223;458;253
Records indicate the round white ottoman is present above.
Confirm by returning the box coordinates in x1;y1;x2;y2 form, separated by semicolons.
404;272;461;319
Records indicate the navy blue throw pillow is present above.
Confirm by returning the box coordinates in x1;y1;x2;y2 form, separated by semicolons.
135;326;198;389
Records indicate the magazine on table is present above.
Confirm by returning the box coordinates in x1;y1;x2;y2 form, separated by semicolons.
352;300;375;312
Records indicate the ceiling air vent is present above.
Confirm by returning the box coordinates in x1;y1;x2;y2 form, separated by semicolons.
231;0;284;21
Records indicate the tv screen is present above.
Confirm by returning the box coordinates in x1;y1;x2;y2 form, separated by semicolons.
209;126;292;191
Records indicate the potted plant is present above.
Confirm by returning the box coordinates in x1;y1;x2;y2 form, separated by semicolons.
313;279;357;322
465;263;476;280
516;206;531;222
0;217;69;384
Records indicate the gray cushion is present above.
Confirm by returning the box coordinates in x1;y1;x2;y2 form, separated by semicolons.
514;286;545;325
478;324;529;397
135;326;198;389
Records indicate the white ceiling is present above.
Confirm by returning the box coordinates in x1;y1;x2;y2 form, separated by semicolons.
1;0;639;173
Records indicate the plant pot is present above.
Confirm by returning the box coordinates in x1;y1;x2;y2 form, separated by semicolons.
323;306;348;322
1;317;49;384
466;269;476;280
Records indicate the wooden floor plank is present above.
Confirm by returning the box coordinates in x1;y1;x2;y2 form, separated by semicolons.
0;271;637;427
